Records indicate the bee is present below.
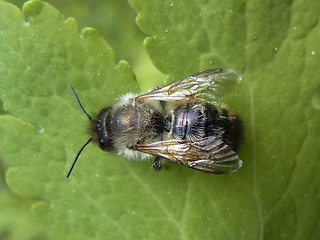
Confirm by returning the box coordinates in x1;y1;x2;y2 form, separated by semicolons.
67;68;243;178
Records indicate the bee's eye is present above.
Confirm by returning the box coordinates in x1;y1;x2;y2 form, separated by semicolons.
97;108;114;151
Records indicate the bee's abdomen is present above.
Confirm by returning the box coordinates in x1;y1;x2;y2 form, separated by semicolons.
171;103;243;151
221;109;243;151
171;103;206;140
204;104;243;151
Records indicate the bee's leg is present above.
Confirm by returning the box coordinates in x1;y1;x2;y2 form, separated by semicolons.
152;157;166;170
152;157;162;170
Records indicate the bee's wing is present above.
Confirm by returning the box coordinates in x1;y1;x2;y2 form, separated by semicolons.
135;68;242;103
133;136;242;174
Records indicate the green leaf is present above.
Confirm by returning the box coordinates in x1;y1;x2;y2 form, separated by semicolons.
129;0;320;239
0;0;138;239
1;0;320;240
0;186;50;240
5;0;146;62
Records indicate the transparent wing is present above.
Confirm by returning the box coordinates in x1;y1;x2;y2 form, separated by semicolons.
135;68;242;103
133;136;242;174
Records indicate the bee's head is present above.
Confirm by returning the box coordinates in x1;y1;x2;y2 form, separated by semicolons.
91;107;114;151
67;87;114;178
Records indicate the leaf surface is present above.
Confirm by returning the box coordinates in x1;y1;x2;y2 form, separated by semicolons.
0;0;320;239
129;0;320;239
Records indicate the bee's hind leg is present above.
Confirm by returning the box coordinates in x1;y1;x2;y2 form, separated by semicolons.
152;157;167;170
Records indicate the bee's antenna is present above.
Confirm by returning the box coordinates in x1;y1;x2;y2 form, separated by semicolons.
70;86;92;120
67;86;93;178
67;137;92;178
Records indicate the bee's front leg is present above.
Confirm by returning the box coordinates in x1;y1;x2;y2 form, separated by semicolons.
152;157;167;170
